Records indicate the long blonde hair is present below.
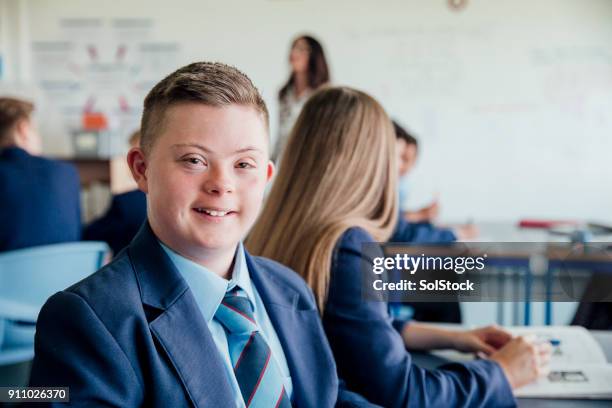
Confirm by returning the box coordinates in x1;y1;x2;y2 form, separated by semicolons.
246;87;397;311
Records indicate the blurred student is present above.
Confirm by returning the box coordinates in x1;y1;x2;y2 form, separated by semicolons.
274;35;330;162
391;121;461;322
395;121;438;223
393;121;476;242
392;121;455;243
0;97;81;252
30;63;373;407
247;87;551;407
83;130;146;255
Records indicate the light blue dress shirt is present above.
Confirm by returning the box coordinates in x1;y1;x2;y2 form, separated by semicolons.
160;242;293;407
398;175;411;211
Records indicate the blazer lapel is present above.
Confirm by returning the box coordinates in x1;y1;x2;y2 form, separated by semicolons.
129;223;234;407
246;252;338;408
150;291;233;407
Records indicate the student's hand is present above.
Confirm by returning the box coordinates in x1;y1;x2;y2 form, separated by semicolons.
490;335;552;389
405;200;440;222
453;325;513;355
453;223;479;240
421;200;439;220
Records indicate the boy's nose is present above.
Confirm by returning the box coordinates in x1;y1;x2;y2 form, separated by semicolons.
203;167;234;195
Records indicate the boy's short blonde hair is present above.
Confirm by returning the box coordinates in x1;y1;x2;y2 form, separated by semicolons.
140;62;269;156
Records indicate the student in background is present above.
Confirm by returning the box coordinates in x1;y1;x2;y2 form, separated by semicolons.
83;130;146;255
30;63;373;407
390;122;462;321
392;122;455;244
393;120;477;242
274;35;330;162
0;97;81;252
247;87;551;407
394;121;439;223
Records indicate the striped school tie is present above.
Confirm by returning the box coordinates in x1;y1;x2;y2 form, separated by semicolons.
215;287;292;408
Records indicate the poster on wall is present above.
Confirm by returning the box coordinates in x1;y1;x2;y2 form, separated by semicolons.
31;18;180;157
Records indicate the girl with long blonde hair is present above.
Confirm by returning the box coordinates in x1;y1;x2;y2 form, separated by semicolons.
247;86;550;407
250;86;397;310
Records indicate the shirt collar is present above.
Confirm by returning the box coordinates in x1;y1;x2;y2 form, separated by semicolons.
159;241;256;323
231;242;257;304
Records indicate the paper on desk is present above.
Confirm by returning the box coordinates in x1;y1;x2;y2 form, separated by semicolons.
508;326;612;399
515;364;612;399
431;325;607;366
508;326;607;366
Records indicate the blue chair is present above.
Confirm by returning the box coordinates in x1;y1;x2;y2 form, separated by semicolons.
0;242;110;367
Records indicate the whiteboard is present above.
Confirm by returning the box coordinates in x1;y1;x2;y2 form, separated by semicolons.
4;0;612;222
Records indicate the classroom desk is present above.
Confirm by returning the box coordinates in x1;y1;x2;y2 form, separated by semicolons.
57;156;136;194
469;221;612;244
62;157;110;186
411;330;612;407
474;223;612;326
391;222;612;325
469;222;558;243
56;156;139;221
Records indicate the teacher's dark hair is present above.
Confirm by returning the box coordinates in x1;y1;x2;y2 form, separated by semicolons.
279;35;330;101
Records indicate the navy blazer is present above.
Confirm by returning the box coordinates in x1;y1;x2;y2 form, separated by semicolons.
390;215;462;324
391;216;456;244
29;222;376;407
323;227;516;408
0;147;81;252
83;189;146;255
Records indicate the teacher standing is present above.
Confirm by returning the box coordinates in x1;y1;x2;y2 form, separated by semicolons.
274;35;330;162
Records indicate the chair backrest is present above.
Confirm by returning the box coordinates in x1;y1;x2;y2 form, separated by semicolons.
0;242;110;321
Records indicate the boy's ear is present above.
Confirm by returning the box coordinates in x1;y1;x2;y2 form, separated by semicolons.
14;119;29;144
266;160;275;182
14;119;42;155
127;147;149;193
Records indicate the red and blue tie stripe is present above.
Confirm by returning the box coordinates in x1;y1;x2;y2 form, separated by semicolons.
215;288;291;407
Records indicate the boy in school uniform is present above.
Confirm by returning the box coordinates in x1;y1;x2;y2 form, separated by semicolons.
391;120;475;243
82;187;146;254
390;121;464;323
83;130;147;255
29;62;373;407
0;97;81;252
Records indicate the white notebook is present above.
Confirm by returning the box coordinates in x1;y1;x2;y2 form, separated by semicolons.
510;326;612;399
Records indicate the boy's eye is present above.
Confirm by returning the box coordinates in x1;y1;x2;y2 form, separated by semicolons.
236;161;255;169
181;156;206;166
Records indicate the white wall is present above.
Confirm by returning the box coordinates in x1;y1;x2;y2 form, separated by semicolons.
2;0;612;222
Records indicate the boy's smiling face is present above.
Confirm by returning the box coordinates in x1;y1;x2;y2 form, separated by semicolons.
130;103;273;264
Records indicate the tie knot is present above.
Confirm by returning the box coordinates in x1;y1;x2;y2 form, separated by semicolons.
215;287;257;334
